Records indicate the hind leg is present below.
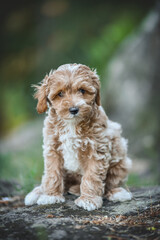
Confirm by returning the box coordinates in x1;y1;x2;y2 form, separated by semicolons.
107;187;132;202
105;157;132;202
64;171;81;196
68;184;80;196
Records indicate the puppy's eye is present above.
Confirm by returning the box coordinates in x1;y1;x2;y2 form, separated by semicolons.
57;91;64;97
79;88;85;94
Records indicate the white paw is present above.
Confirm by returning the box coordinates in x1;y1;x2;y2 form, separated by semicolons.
75;196;102;211
37;194;65;205
108;187;132;202
25;191;40;206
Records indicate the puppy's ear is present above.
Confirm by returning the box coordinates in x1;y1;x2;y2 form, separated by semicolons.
95;87;101;106
32;75;48;114
91;69;101;106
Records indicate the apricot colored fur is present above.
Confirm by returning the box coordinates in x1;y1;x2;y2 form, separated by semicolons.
25;64;132;211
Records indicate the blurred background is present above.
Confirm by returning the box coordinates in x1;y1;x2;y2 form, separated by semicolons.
0;0;160;194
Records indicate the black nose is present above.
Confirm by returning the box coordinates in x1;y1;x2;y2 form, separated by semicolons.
69;107;79;115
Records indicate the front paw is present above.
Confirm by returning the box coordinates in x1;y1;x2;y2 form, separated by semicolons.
25;191;40;206
37;194;65;205
25;186;42;206
75;196;102;211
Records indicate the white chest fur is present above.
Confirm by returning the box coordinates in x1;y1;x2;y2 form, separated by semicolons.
59;121;81;172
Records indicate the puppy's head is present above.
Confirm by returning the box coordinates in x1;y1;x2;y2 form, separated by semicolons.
33;64;101;120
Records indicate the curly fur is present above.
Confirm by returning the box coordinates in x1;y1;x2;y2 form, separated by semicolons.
25;63;132;210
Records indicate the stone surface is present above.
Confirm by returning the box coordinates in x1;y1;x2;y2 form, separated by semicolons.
103;6;160;165
0;186;160;240
0;180;21;197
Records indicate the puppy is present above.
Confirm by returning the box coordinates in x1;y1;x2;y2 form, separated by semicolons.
25;63;132;211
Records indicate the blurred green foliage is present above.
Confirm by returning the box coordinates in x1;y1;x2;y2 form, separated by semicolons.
0;0;157;190
85;13;140;74
0;0;154;135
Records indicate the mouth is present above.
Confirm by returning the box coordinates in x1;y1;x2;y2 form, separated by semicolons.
63;111;80;121
67;113;79;119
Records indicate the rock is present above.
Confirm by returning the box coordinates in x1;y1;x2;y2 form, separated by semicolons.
0;180;22;197
50;230;67;239
103;6;160;166
0;187;160;239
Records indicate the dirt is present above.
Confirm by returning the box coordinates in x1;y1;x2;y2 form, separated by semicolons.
0;183;160;240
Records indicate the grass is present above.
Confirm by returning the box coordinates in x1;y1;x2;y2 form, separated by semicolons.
0;150;43;194
0;138;158;195
0;119;44;194
0;114;158;194
127;173;158;187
